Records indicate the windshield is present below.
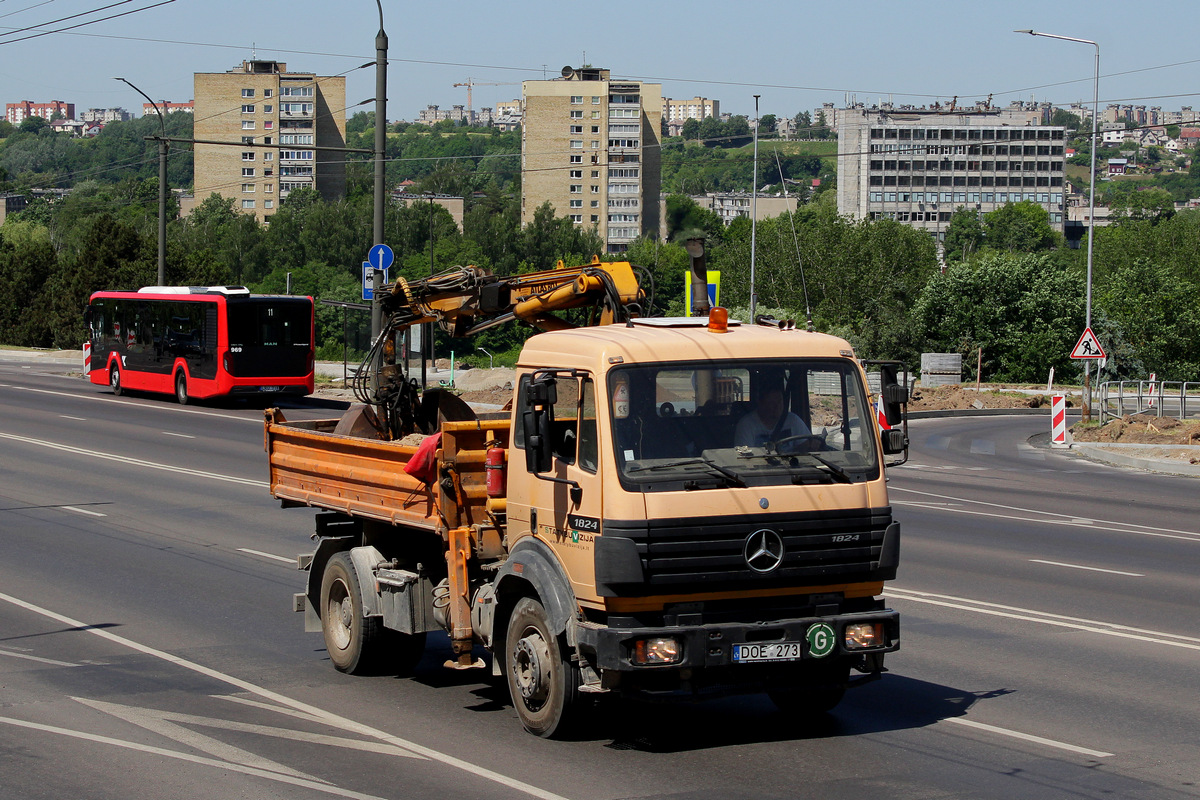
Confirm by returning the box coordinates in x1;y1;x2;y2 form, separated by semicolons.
610;359;879;491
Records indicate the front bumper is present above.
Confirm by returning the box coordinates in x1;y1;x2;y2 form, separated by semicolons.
576;608;899;673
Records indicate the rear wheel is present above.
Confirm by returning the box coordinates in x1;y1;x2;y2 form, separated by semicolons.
175;371;189;405
505;596;580;738
109;363;123;396
320;552;383;674
767;659;850;715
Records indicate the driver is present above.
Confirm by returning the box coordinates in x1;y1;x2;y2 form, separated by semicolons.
735;374;810;450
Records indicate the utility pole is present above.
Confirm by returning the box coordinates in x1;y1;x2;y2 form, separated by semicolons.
370;0;388;342
116;77;166;286
750;94;761;319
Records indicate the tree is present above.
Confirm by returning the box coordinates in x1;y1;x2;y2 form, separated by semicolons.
983;201;1060;252
1107;186;1175;222
758;114;777;136
943;206;984;262
1096;258;1200;378
913;253;1085;382
19;116;48;134
663;194;723;242
681;118;700;141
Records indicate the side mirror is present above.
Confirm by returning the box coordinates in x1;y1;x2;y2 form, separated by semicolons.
880;429;907;455
878;363;906;427
523;408;553;474
522;375;557;474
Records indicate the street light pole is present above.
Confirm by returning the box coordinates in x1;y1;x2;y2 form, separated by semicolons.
750;94;761;320
116;77;167;286
370;0;388;342
1016;29;1099;422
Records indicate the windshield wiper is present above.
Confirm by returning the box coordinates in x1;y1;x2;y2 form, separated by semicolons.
628;457;746;487
808;453;854;483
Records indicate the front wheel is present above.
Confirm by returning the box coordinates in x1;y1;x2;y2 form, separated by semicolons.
505;597;580;738
320;552;384;674
175;371;189;405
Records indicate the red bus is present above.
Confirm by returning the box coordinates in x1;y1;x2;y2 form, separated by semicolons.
86;286;315;404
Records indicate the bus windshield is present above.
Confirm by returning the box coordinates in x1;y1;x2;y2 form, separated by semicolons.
610;359;879;491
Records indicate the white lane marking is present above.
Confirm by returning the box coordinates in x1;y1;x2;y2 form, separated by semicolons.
1029;559;1144;577
0;591;573;800
61;506;107;518
237;548;294;564
4;384;260;423
942;717;1112;759
888;588;1200;650
58;415;86;421
891;486;1200;543
0;715;388;800
0;432;267;488
969;439;995;455
162;432;196;439
0;647;81;667
77;697;421;763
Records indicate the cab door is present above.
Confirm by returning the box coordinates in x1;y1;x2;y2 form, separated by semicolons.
508;372;605;603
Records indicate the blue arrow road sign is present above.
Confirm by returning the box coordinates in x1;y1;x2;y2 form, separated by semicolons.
369;243;394;271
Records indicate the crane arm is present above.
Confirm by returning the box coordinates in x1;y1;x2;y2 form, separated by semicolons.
355;257;645;439
378;257;644;337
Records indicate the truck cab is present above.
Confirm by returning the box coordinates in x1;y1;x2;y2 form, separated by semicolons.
497;316;900;733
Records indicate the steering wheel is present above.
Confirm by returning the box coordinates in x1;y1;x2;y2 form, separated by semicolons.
772;434;826;453
659;402;676;417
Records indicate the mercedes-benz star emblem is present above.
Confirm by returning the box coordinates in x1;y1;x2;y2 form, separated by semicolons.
744;529;785;573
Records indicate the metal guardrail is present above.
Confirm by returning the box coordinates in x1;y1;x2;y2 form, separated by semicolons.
1098;380;1200;423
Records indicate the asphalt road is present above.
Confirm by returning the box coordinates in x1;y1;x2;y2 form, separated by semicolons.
2;361;1198;799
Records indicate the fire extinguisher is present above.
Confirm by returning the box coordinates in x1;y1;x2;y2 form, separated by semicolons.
485;446;506;497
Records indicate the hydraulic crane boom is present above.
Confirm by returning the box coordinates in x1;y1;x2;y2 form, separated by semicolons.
353;257;647;439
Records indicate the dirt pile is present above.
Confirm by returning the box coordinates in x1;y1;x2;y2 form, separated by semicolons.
1071;413;1200;447
907;384;1051;412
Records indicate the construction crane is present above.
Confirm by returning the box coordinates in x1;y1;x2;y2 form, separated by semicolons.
451;78;514;112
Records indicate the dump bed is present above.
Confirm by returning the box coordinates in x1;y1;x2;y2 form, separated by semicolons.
264;408;510;542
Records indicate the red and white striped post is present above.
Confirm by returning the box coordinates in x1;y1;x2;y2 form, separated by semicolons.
1051;394;1068;447
82;340;91;374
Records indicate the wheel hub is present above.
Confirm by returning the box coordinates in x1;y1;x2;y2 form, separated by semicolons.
513;633;552;704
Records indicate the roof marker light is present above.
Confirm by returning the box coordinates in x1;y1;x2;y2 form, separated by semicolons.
707;306;729;333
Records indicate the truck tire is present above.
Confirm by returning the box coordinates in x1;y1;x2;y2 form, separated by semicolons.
110;363;123;396
175;371;189;405
320;552;383;674
767;659;850;715
504;596;580;738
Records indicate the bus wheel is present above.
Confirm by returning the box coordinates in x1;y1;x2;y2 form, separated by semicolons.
109;363;123;396
320;552;383;674
175;371;189;405
505;596;581;738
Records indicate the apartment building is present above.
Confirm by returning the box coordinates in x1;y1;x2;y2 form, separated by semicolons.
193;60;346;223
837;105;1067;241
5;100;74;125
142;101;194;117
521;66;661;253
661;96;719;123
80;108;132;123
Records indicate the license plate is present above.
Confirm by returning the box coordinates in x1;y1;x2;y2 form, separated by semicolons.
732;642;802;663
260;386;282;392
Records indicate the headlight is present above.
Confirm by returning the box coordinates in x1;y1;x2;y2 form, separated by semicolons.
632;637;682;665
844;622;885;650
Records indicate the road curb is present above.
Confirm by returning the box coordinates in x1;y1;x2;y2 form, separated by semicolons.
1070;442;1200;477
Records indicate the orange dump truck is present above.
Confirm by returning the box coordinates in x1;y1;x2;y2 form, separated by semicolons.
265;308;907;737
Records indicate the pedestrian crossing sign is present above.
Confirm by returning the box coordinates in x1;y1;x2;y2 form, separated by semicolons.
1070;327;1106;359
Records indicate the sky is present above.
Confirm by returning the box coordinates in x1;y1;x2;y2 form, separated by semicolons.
3;0;1200;124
